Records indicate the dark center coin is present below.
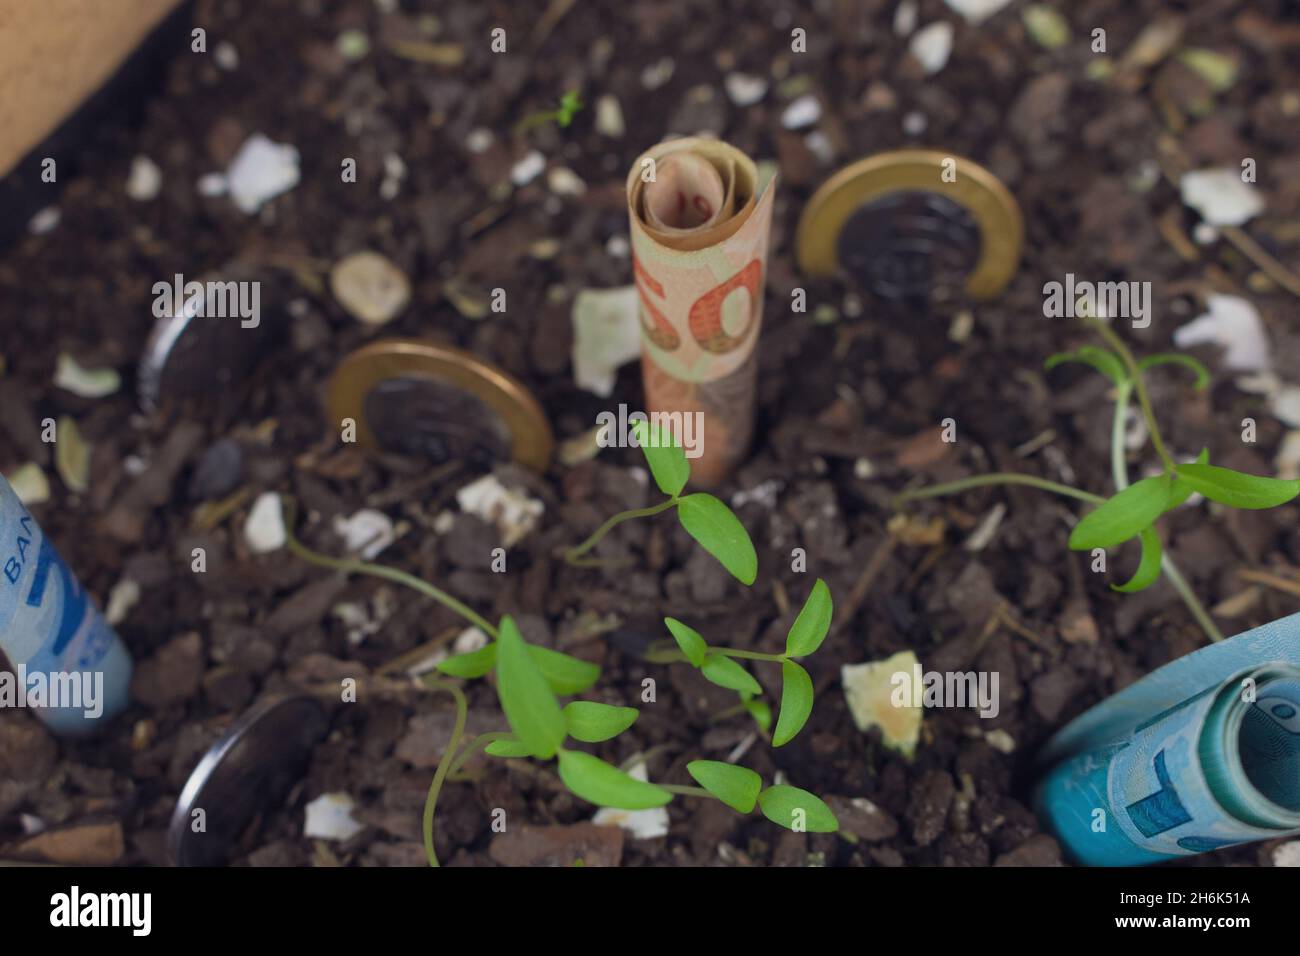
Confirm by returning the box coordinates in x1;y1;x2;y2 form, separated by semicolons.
835;190;981;302
363;375;512;469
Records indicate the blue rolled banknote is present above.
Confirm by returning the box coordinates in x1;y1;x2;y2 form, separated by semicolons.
1036;612;1300;866
0;474;133;734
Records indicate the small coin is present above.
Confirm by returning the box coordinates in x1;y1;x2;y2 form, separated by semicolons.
169;695;329;867
796;150;1023;302
326;338;553;472
138;264;281;412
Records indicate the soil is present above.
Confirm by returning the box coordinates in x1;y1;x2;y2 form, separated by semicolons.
3;0;1300;867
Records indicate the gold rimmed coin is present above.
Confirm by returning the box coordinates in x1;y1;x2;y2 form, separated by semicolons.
796;150;1023;302
326;338;553;472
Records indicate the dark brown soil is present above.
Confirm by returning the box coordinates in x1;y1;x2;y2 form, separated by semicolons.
3;0;1300;867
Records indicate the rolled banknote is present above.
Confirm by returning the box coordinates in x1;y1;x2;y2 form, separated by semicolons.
0;473;133;734
626;137;777;485
1036;612;1300;866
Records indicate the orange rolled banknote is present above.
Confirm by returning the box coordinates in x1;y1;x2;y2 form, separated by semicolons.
626;137;777;485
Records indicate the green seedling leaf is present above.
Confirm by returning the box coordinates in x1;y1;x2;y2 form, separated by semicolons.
631;418;690;497
1167;448;1209;510
436;642;496;679
563;701;639;742
528;645;600;696
677;493;758;585
1174;463;1300;510
757;785;839;833
743;696;772;733
686;760;762;813
773;660;813;747
1113;526;1163;593
556;750;672;809
700;654;762;695
1138;353;1210;390
495;617;566;759
485;737;537;758
1045;346;1127;387
1068;475;1172;550
786;578;832;657
664;617;708;667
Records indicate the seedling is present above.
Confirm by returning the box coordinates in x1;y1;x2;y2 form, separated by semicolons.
516;89;584;132
895;314;1300;644
285;420;838;867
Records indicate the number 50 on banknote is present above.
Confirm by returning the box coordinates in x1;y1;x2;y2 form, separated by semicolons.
1036;612;1300;866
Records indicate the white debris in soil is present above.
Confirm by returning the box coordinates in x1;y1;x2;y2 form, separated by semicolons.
214;41;239;70
842;650;924;758
125;155;162;201
804;130;834;164
1173;295;1269;372
333;588;396;647
1273;840;1300;867
244;492;286;554
1179;168;1264;227
781;94;821;129
730;479;782;511
547;166;587;196
724;72;768;106
571;286;641;398
910;22;954;75
1269;386;1300;428
558;426;604;466
336;29;370;61
605;235;630;258
944;0;1013;24
641;57;675;90
894;0;919;36
332;508;396;560
984;729;1016;754
28;206;60;235
593;761;670;839
53;353;120;398
5;463;50;505
197;172;228;197
453;626;490;655
1275;432;1300;481
1192;222;1220;245
510;150;546;187
303;793;365;841
963;502;1006;551
105;578;141;626
465;128;495;153
902;110;929;136
1124;404;1149;450
455;475;544;548
948;310;974;342
595;94;625;137
329;251;411;326
222;134;300;214
380;152;406;200
854;457;876;480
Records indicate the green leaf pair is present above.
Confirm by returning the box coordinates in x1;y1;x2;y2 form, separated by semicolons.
488;617;667;809
1069;451;1300;592
437;635;600;695
632;419;758;586
664;579;832;747
1045;348;1211;392
686;761;838;832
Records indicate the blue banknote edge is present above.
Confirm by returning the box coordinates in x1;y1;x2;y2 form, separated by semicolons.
1038;611;1300;765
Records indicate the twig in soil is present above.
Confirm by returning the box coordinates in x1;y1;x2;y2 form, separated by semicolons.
1237;568;1300;599
832;533;899;637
